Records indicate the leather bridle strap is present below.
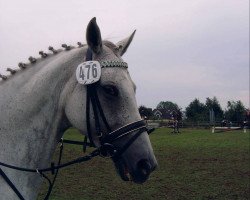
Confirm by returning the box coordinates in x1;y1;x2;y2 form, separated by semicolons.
0;168;25;200
102;120;146;143
112;126;147;162
96;119;147;159
0;142;64;200
92;85;111;134
85;48;111;147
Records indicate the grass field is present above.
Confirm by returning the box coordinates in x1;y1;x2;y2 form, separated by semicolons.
38;128;250;200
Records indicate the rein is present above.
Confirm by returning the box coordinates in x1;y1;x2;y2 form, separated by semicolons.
0;48;154;200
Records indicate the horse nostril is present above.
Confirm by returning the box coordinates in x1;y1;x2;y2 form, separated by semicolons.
137;159;152;176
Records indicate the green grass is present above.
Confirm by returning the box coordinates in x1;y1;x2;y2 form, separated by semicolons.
38;128;250;200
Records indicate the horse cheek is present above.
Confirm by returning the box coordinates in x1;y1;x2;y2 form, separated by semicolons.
65;86;87;133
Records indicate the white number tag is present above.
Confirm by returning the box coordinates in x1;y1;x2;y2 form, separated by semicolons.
76;61;101;85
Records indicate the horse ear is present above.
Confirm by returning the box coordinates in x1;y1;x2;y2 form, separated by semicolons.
86;17;102;54
116;30;136;56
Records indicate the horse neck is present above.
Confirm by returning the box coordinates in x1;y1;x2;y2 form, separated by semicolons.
0;47;86;199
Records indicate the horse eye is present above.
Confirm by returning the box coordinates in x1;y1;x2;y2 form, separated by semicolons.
102;85;118;96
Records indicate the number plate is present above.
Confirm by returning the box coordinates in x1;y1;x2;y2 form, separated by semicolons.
76;61;101;85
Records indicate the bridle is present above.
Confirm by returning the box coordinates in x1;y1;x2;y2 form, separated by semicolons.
84;48;150;160
0;47;154;200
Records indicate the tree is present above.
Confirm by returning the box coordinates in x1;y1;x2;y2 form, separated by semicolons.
138;105;153;119
156;101;179;112
205;97;223;121
224;101;246;122
185;98;206;121
172;109;183;121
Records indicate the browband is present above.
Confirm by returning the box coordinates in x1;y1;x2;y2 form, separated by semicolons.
100;61;128;68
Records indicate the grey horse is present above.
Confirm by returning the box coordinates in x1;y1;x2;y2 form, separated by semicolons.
0;18;157;200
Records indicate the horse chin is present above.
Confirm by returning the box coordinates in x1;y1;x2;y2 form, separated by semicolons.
114;159;149;184
114;159;132;182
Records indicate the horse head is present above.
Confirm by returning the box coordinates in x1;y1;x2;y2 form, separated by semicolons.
65;18;157;183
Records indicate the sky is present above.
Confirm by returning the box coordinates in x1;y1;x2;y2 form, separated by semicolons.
0;0;249;110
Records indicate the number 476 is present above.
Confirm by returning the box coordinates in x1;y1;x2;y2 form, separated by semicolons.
80;64;97;80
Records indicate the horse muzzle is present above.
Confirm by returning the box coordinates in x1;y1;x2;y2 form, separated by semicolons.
134;159;157;183
92;120;158;183
114;154;157;184
108;125;158;184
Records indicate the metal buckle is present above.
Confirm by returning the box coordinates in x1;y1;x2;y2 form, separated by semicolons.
99;143;117;158
60;138;64;147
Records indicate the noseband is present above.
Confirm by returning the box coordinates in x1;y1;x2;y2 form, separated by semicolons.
0;48;154;200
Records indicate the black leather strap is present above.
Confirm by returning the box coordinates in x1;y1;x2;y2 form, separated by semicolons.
0;141;65;200
85;48;111;147
86;85;94;146
89;85;102;137
102;120;146;143
85;48;95;147
92;86;111;133
112;127;147;162
44;141;63;200
86;48;93;61
0;168;25;200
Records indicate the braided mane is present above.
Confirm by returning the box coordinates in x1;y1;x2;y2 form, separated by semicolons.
0;40;119;82
0;43;85;82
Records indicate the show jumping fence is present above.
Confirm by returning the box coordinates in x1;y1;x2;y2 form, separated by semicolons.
147;120;249;130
